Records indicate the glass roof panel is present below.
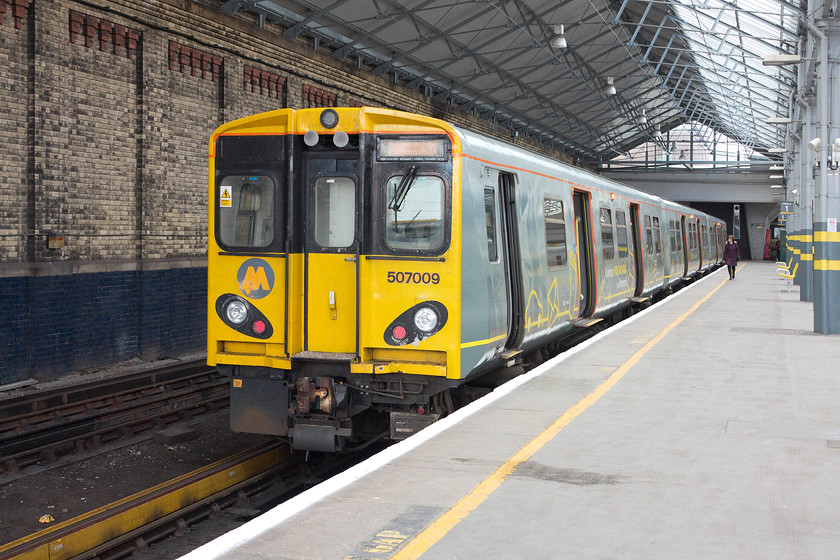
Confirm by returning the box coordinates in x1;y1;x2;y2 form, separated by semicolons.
667;0;799;152
223;0;802;162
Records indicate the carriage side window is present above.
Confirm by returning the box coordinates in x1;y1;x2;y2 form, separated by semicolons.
543;196;567;268
669;220;678;253
218;175;275;248
653;217;662;254
600;207;615;260
314;176;356;248
385;174;445;251
616;210;628;258
484;188;498;262
644;214;653;254
676;222;683;252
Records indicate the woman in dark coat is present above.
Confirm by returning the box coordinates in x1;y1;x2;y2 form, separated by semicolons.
723;234;739;279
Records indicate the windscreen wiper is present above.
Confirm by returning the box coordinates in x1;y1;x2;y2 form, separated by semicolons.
388;166;418;212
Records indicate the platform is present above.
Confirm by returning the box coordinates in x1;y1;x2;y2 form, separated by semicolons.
181;262;840;560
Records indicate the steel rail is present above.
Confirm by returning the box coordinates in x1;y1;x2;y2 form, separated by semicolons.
0;359;211;422
0;361;230;478
0;442;298;560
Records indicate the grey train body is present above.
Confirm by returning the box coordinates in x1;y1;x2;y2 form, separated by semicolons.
456;127;725;378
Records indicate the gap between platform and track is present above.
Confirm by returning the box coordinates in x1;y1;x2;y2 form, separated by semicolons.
177;265;737;560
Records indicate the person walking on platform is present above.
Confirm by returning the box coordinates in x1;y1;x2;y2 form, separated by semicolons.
723;234;739;279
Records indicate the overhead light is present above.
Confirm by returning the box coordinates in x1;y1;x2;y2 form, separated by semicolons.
807;137;821;151
638;109;647;125
770;185;785;189
652;124;661;137
769;175;785;180
550;25;567;49
766;117;792;124
769;165;785;171
604;76;616;96
762;54;802;66
768;147;786;153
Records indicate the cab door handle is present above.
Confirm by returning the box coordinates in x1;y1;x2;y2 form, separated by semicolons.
329;291;337;320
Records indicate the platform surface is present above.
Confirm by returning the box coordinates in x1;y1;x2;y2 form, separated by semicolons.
182;263;840;560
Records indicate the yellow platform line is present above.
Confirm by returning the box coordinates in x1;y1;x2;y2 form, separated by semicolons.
391;267;734;560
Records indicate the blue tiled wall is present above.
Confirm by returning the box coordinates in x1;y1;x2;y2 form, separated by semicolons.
0;268;206;385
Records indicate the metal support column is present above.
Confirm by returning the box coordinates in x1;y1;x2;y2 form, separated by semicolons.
813;20;840;333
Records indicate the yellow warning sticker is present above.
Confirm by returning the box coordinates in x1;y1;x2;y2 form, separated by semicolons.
220;186;232;208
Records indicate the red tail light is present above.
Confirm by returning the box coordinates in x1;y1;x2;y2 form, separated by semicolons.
252;320;266;335
392;325;407;340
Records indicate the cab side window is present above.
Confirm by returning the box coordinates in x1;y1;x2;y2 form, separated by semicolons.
484;187;499;262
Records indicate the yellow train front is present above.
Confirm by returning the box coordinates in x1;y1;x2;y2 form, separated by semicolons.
208;107;463;452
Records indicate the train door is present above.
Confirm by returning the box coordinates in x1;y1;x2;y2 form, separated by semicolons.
680;216;689;277
573;191;595;316
696;218;703;271
629;203;644;296
498;171;524;350
302;153;359;355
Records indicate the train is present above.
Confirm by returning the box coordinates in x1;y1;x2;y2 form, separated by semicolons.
207;107;725;452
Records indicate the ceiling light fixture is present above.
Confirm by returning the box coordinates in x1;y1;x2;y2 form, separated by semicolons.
769;165;785;171
550;25;567;49
638;109;647;125
604;76;616;96
762;54;802;66
652;124;661;137
769;175;785;180
768;147;786;153
766;117;792;124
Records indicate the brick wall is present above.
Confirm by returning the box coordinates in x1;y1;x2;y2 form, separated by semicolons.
38;4;140;262
0;0;29;263
0;267;205;383
0;0;574;384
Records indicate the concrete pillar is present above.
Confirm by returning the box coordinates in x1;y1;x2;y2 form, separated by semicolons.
813;20;840;333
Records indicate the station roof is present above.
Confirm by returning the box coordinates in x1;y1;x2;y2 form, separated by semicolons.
220;0;801;165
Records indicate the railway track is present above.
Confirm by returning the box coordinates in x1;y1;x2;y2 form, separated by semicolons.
0;438;386;560
0;360;229;479
0;441;300;560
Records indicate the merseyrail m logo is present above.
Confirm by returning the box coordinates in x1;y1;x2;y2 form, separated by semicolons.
237;258;275;299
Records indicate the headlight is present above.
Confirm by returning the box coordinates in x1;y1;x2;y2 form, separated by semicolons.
413;307;438;333
320;108;339;129
225;300;248;325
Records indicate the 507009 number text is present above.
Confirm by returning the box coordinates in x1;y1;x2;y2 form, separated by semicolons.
387;271;440;284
